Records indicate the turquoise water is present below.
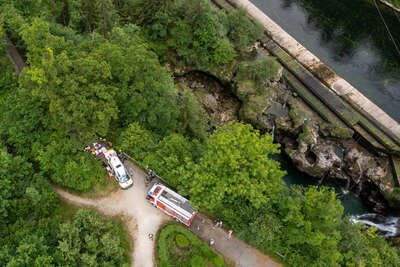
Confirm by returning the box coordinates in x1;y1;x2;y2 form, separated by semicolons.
279;154;368;215
250;0;400;215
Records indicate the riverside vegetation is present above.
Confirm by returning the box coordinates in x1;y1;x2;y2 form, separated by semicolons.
0;0;399;266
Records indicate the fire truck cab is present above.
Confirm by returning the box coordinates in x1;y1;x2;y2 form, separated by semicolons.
147;182;197;226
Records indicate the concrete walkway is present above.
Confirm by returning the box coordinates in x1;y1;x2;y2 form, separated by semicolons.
55;161;281;267
190;214;281;267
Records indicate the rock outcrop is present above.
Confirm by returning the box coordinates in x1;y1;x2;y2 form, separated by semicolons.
228;50;395;211
175;49;396;212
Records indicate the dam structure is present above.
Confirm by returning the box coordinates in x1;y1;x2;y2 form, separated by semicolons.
213;0;400;181
232;0;399;140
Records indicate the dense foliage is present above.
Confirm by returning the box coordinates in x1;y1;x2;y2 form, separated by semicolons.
0;147;130;266
157;224;226;267
117;120;400;266
1;0;399;266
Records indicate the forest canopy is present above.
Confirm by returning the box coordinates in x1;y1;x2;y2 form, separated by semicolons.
1;0;399;266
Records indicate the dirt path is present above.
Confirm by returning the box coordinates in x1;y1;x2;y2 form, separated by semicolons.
56;161;281;267
4;37;26;74
55;163;170;267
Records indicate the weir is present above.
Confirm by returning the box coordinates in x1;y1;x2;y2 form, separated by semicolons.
212;0;400;184
214;0;400;155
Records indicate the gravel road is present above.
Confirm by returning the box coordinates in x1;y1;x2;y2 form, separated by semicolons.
56;161;281;267
55;163;169;267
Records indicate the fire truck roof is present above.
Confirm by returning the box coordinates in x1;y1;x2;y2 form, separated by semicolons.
148;183;195;215
160;188;195;214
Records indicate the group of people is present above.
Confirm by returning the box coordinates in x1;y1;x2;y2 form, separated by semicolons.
145;167;157;184
207;219;233;246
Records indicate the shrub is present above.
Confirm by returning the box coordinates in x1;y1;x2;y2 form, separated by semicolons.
175;234;190;248
226;8;263;50
190;255;206;266
236;57;281;90
157;224;226;267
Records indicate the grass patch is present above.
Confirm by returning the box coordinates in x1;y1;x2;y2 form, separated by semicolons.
157;224;226;267
79;176;119;198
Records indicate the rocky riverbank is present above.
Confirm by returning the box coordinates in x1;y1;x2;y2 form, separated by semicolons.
171;45;398;213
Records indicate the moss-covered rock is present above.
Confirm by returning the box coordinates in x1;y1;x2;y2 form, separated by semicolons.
236;56;281;91
234;78;273;129
319;124;354;139
384;188;400;208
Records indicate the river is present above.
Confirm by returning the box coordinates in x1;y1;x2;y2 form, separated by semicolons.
279;154;368;215
251;0;400;123
251;0;400;235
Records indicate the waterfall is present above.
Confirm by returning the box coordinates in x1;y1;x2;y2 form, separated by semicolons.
270;123;275;139
340;176;351;195
350;213;400;237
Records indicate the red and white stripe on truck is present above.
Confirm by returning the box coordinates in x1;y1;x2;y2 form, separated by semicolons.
147;182;197;226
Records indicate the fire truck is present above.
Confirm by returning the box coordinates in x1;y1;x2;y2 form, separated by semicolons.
104;149;133;189
147;182;197;226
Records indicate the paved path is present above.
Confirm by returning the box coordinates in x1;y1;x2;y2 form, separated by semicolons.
55;161;281;267
190;214;281;267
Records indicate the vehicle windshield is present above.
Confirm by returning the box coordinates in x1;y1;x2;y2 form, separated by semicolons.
119;175;129;183
115;166;129;183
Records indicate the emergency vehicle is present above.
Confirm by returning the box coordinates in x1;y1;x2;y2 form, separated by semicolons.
147;182;197;226
104;149;133;189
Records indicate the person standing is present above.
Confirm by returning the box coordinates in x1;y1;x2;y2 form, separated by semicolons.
227;230;233;239
209;238;215;246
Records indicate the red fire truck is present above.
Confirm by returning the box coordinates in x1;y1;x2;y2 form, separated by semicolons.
147;182;197;226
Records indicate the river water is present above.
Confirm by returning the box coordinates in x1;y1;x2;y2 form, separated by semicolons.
248;0;400;220
251;0;400;123
279;154;368;215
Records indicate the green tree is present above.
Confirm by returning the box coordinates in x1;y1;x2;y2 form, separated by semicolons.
18;18;119;141
226;8;263;50
116;121;156;161
99;25;180;135
280;186;343;266
339;219;400;266
177;87;209;140
0;148;57;226
37;137;105;191
144;134;202;187
67;0;119;34
132;0;236;69
185;122;286;216
54;209;129;266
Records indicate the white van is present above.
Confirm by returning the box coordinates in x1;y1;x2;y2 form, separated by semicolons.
104;149;133;189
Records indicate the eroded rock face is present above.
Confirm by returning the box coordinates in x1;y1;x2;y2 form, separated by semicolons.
173;47;395;211
282;119;393;211
286;123;343;179
298;138;387;188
